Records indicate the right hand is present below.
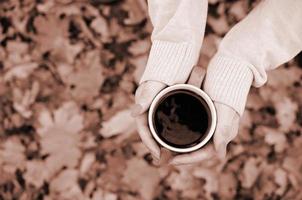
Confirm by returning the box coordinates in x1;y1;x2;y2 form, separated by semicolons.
131;81;166;160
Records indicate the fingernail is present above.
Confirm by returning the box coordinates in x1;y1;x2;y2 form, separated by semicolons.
217;142;227;160
152;150;160;160
152;155;160;166
131;104;143;117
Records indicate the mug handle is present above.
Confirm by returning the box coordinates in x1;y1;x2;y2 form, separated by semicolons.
187;65;206;88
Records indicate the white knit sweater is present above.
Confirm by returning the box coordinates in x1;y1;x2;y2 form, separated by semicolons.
140;0;302;115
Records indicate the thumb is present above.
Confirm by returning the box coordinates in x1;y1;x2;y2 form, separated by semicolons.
131;81;166;117
213;102;240;159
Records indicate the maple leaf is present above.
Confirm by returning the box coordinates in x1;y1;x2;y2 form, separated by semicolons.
64;51;105;103
37;102;83;176
33;15;83;64
24;160;49;188
122;158;160;200
50;169;84;200
34;15;69;53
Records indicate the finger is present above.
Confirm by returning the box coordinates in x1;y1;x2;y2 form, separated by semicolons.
213;102;240;159
187;66;206;88
213;126;231;160
170;145;215;165
136;113;160;159
131;81;166;117
156;148;174;166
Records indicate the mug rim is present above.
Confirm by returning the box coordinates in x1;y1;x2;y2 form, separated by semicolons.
148;84;217;153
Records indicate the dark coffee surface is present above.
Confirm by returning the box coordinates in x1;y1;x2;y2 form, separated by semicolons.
153;90;210;148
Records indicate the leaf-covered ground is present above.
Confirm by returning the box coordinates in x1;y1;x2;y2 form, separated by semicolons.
0;0;302;199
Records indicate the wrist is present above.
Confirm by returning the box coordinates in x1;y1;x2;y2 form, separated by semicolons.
140;40;197;86
204;55;253;115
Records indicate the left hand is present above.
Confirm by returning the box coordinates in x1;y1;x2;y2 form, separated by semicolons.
170;102;240;165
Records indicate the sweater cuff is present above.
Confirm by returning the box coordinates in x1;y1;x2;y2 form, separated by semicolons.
204;56;253;115
139;40;196;86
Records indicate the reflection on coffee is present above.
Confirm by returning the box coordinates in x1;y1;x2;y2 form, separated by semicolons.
152;90;211;148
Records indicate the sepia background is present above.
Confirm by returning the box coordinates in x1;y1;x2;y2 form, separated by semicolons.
1;0;302;199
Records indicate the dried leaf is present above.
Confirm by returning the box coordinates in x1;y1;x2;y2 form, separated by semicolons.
274;168;288;195
80;152;95;174
99;109;136;138
50;169;84;199
92;189;118;200
65;51;105;103
264;128;287;153
193;167;219;197
122;158;160;200
37;102;83;176
218;172;237;199
0;136;26;173
129;40;150;57
13;81;39;118
275;97;298;131
240;157;261;188
24;160;48;188
4;62;38;81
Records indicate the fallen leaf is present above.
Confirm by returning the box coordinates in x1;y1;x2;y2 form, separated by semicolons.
37;102;83;176
240;157;261;188
4;62;38;81
193;167;219;198
264;127;287;153
80;152;96;174
229;1;248;21
129;40;150;57
99;109;136;138
0;136;26;173
274;168;288;195
92;189;118;200
122;158;160;200
24;160;49;188
65;51;105;103
13;81;40;118
218;172;237;199
50;169;84;199
275;97;298;131
90;16;110;42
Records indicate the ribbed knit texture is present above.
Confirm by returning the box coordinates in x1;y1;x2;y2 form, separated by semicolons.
140;40;196;86
204;56;253;115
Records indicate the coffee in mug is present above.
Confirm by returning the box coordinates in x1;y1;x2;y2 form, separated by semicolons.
148;67;216;153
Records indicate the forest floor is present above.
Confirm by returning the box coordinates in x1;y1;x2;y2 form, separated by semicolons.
0;0;302;199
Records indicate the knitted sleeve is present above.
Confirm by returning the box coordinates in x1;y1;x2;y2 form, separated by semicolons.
204;0;302;115
140;0;208;85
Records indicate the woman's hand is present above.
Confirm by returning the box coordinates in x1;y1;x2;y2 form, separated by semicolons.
132;74;241;165
131;81;166;160
169;102;240;165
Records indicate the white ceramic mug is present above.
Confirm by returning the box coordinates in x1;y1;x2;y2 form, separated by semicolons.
148;66;217;153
